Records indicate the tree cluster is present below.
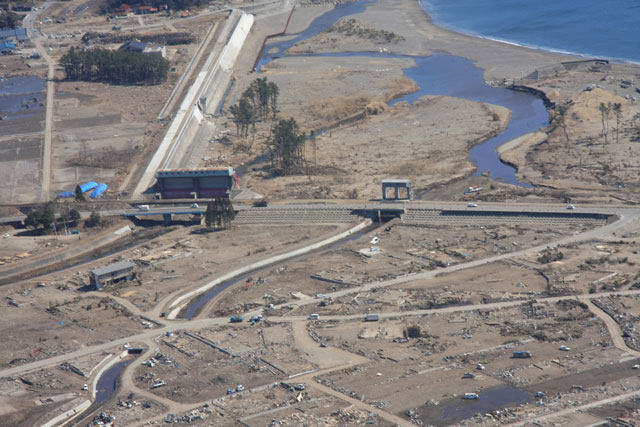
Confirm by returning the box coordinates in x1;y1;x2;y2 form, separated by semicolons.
205;198;235;229
0;11;22;29
82;31;195;46
60;47;169;85
105;0;203;12
599;102;623;144
268;118;306;174
230;78;279;138
24;203;81;230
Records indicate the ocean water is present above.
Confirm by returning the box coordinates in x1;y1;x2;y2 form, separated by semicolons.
420;0;640;63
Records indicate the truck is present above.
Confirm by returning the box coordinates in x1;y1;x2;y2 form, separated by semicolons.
230;315;243;323
364;313;380;322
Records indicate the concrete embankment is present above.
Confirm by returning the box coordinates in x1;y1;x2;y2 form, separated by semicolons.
167;220;371;319
134;11;254;196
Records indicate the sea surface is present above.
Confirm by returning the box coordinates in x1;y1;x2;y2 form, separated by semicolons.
421;0;640;63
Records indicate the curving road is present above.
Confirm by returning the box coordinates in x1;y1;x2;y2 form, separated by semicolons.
6;202;638;425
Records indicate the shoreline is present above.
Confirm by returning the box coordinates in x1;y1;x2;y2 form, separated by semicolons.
418;0;640;66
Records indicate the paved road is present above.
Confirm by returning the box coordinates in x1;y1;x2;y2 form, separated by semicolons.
505;388;640;427
23;3;56;203
6;203;638;424
3;209;638;377
584;300;640;357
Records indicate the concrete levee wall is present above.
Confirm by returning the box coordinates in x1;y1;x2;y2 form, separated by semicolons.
134;10;252;195
203;13;254;115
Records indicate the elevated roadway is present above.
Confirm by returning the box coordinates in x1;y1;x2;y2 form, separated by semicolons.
0;200;632;224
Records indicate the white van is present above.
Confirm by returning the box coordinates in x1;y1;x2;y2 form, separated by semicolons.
138;205;150;211
308;314;319;320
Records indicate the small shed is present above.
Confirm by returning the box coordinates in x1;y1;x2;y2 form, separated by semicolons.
143;46;166;57
381;179;412;200
89;261;136;290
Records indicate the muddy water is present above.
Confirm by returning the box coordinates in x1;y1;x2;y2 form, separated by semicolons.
95;360;131;404
0;75;45;121
255;1;549;187
183;226;372;319
413;385;533;426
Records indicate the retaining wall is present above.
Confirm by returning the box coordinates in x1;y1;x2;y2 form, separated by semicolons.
133;11;254;196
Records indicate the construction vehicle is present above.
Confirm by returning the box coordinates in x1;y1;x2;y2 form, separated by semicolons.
230;315;243;323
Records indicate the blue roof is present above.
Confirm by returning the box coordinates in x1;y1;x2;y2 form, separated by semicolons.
0;42;16;50
90;183;108;198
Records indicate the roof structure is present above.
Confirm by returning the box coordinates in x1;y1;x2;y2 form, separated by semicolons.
90;261;135;276
0;42;17;51
381;179;411;184
119;40;147;52
0;28;27;42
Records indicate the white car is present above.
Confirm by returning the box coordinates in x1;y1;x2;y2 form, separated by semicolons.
559;345;570;351
82;384;88;391
567;204;575;210
236;385;244;392
632;364;640;369
191;203;199;208
467;203;478;208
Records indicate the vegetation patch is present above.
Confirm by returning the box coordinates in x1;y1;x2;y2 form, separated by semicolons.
327;18;405;44
60;48;169;85
82;31;196;46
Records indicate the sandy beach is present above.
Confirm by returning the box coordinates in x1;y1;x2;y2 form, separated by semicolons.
224;0;640;203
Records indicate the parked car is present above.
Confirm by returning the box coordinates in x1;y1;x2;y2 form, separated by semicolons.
559;345;570;351
308;314;319;320
236;385;245;392
463;393;479;400
462;373;475;379
294;384;305;391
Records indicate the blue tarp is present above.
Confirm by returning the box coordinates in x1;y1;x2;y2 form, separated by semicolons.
80;181;98;193
90;183;108;198
58;191;74;198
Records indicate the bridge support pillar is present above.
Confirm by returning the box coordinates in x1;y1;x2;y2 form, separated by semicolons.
163;214;173;226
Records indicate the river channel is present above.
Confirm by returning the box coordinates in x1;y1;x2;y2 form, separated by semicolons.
94;360;131;404
256;0;549;187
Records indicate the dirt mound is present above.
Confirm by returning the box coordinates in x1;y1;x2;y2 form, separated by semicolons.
570;88;629;124
365;101;387;115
